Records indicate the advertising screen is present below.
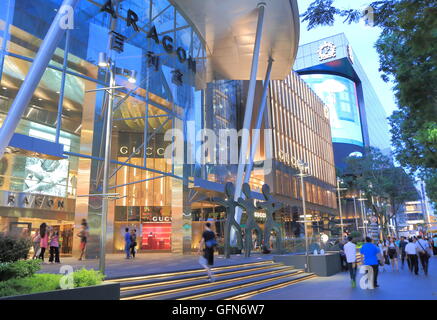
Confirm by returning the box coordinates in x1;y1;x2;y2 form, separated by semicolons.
301;74;364;147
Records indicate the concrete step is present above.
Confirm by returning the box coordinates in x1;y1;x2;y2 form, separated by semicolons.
117;260;316;300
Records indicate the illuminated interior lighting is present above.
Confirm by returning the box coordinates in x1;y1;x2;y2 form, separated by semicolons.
128;70;137;84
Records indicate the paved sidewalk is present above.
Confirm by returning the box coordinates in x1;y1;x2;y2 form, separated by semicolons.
248;257;437;300
38;253;275;279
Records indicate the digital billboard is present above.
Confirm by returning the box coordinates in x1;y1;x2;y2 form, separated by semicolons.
301;74;364;147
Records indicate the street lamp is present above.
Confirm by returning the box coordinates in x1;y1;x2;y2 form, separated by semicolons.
336;177;348;239
357;191;368;236
295;160;311;273
352;195;359;232
96;52;137;274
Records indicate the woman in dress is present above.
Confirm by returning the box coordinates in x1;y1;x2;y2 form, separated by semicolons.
387;238;399;271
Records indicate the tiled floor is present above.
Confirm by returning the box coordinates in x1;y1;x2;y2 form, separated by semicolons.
247;257;437;300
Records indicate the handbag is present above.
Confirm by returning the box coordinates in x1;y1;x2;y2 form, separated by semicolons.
417;240;431;258
206;238;217;248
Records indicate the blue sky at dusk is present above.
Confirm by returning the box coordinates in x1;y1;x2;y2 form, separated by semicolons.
297;0;397;117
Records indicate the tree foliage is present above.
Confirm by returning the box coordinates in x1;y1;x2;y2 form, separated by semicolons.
302;0;437;211
342;147;418;234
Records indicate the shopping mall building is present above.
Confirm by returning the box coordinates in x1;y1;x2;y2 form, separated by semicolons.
0;0;338;257
294;34;393;231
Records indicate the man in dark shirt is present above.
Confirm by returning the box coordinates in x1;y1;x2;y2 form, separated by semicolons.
198;222;217;282
398;236;408;269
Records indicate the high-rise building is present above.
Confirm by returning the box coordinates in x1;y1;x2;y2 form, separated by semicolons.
264;72;338;238
294;33;392;169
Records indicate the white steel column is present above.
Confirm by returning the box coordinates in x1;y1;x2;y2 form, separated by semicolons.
353;196;359;231
99;0;120;275
0;0;80;159
233;2;266;224
243;56;273;185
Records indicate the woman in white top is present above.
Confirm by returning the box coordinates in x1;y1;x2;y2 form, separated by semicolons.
388;238;399;271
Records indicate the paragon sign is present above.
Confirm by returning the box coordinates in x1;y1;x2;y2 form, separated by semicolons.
1;191;73;212
100;0;196;74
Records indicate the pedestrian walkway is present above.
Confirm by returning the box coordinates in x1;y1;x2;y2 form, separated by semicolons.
38;253;275;279
246;257;437;300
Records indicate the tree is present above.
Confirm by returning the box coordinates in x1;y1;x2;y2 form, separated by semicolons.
301;0;437;212
342;147;418;236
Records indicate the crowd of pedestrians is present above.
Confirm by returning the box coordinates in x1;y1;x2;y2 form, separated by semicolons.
343;234;435;289
31;219;89;263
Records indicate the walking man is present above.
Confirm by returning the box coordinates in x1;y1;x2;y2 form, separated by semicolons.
198;223;217;282
416;236;430;275
405;238;419;275
124;228;131;259
399;236;408;269
344;236;357;288
360;237;382;288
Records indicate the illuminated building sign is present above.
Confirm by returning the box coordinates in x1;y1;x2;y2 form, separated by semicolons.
1;191;73;211
119;146;166;157
254;212;267;219
318;41;336;61
101;0;196;74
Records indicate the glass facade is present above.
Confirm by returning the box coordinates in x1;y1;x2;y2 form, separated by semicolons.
0;0;206;256
267;72;337;238
0;0;332;255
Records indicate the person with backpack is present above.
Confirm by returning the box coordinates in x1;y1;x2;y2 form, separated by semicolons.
198;222;217;282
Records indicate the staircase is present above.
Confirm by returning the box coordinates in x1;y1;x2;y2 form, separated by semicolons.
108;260;316;300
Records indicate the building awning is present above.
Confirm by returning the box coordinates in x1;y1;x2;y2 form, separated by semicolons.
172;0;300;81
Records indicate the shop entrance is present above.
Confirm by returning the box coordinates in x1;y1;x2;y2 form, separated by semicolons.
2;217;74;256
